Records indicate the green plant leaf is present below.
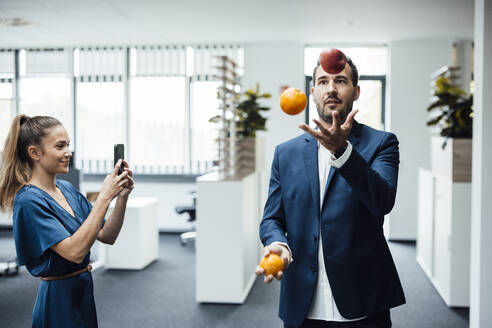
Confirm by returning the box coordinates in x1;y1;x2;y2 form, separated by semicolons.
449;87;466;96
427;75;473;138
208;115;222;123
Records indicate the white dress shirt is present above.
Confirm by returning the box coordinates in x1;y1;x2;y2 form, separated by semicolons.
305;140;366;322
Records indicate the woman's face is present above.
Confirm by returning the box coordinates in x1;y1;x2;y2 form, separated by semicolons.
35;125;72;175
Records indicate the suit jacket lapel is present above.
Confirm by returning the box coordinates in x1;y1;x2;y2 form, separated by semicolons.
321;120;362;210
302;134;320;214
347;120;362;149
322;167;336;209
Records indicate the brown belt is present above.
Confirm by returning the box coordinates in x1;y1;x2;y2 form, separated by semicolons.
40;264;92;281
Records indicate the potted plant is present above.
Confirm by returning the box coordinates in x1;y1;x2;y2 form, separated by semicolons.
427;75;473;148
209;83;271;177
234;83;271;176
235;83;271;138
427;75;473;182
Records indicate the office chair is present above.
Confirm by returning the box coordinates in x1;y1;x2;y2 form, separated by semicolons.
0;259;19;277
175;191;197;246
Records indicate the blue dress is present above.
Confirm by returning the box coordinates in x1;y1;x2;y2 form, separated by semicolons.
13;179;98;328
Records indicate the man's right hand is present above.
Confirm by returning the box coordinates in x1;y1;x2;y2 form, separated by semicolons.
255;243;291;283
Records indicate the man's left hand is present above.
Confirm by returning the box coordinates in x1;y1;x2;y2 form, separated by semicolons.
299;109;359;153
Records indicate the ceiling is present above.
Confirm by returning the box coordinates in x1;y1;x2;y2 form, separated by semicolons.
0;0;474;48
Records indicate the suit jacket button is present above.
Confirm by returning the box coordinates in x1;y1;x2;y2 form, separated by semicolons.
313;235;317;241
310;265;316;272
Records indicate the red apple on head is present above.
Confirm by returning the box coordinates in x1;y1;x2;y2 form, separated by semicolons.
319;48;347;74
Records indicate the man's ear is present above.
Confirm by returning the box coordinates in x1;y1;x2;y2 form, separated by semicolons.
353;85;360;101
311;87;315;101
27;145;41;161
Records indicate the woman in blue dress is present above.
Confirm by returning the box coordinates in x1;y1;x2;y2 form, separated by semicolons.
0;114;134;327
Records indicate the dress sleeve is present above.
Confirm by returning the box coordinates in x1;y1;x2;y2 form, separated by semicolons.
13;193;71;266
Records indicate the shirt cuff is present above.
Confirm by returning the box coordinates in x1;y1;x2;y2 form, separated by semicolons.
269;241;294;263
329;140;353;169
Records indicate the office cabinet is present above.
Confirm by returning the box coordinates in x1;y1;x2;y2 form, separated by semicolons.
0;211;11;227
416;169;434;278
101;197;159;270
417;168;471;307
195;172;262;304
433;176;453;302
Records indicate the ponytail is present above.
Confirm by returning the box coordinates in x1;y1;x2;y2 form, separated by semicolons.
0;114;61;212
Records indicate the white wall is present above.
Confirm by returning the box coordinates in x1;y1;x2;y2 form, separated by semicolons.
470;0;492;325
81;177;195;232
242;42;305;212
242;42;305;175
386;38;454;240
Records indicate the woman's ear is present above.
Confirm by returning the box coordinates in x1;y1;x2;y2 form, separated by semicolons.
28;145;41;161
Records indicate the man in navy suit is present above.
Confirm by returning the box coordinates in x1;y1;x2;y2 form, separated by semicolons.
256;56;405;327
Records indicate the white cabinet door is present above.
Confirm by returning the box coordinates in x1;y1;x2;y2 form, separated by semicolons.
0;211;12;227
416;169;435;277
433;176;452;303
416;168;471;307
449;183;472;306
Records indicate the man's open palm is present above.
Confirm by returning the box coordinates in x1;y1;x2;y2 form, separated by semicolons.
300;109;359;153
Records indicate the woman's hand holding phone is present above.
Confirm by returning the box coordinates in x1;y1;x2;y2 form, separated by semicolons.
99;159;131;201
119;160;134;197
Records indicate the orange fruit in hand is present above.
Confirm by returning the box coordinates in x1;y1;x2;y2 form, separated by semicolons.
280;87;307;115
260;254;284;276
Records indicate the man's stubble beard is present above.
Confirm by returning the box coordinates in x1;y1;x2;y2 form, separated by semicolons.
316;97;354;125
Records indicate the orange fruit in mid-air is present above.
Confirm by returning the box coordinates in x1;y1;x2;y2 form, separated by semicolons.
280;87;307;115
260;254;284;276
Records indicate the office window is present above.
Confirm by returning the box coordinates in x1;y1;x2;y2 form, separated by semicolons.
76;82;125;171
19;77;72;137
0;50;14;152
191;81;220;170
0;45;243;176
191;45;243;172
130;76;186;173
304;46;387;130
357;80;384;130
18;49;73;137
0;82;13;149
75;47;125;172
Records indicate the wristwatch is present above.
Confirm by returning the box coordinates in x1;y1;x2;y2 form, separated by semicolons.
332;142;348;159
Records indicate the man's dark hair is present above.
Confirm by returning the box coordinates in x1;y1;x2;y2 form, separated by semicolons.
312;56;359;87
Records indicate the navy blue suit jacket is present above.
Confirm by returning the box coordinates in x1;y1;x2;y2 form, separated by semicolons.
259;121;405;327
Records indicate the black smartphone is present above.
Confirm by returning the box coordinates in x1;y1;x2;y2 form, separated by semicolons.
114;144;124;175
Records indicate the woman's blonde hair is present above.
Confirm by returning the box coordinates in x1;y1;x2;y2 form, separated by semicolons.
0;114;61;212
